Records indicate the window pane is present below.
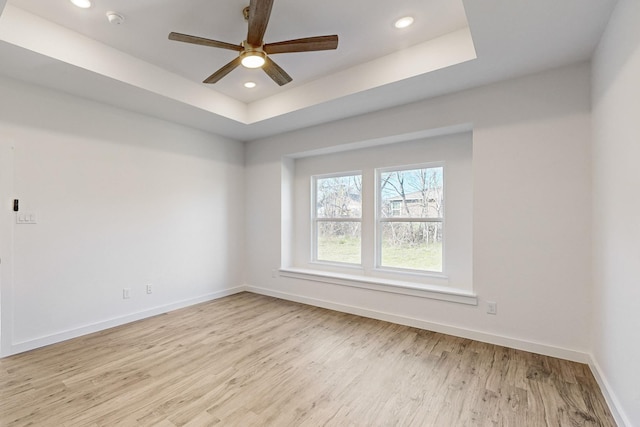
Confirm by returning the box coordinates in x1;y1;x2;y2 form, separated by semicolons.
380;167;443;218
317;221;361;264
380;222;442;272
316;175;361;218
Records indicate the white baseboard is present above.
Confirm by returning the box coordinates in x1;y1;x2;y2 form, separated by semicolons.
4;284;628;425
588;356;631;427
3;286;247;357
245;285;590;363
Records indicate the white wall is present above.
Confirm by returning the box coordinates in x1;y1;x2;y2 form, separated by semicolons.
245;62;592;360
0;76;245;356
592;0;640;425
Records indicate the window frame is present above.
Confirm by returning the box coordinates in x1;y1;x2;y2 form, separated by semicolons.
311;171;363;267
310;163;446;278
288;130;474;300
375;162;446;276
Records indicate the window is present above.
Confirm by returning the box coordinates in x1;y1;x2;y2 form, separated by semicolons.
312;173;362;264
290;131;472;294
390;200;402;217
311;164;444;274
378;165;444;273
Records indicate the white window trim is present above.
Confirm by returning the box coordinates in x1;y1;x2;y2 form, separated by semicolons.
287;128;473;297
279;267;477;306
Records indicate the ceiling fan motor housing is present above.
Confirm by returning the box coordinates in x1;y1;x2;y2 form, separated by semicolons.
168;0;338;85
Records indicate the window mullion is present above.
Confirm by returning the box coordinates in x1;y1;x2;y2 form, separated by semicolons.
360;169;375;273
316;218;363;223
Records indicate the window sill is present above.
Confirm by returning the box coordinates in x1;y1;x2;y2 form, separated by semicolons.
279;268;477;306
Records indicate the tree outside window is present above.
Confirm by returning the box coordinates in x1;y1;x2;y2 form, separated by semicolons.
379;165;444;272
313;174;362;264
311;164;444;274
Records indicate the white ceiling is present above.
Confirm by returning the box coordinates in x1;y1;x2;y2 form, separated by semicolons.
0;0;617;141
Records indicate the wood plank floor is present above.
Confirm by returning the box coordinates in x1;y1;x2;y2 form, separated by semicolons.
0;292;615;426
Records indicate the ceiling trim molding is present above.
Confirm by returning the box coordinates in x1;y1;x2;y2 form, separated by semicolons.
0;5;248;123
0;5;475;127
248;28;477;123
0;0;618;141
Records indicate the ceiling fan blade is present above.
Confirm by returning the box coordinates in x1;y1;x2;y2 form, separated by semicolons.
169;32;243;51
264;35;339;54
247;0;274;47
263;56;292;86
203;56;243;84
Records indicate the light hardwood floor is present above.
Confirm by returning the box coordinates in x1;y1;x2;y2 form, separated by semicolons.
0;292;615;426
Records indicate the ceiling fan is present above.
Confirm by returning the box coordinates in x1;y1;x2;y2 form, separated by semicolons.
168;0;339;86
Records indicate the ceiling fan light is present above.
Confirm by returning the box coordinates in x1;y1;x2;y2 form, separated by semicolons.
241;52;266;69
70;0;92;8
394;16;414;29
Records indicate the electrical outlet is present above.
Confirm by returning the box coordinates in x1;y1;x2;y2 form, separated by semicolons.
487;301;497;315
123;288;131;299
271;269;277;278
16;212;37;224
146;284;153;294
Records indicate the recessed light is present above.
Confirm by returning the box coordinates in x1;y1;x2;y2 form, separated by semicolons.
244;82;257;89
70;0;92;8
394;16;414;29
